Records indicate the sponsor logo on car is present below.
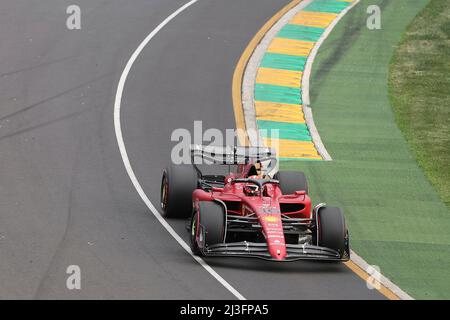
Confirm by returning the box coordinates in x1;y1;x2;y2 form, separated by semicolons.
264;216;278;223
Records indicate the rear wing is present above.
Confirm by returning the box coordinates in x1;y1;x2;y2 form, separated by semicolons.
190;144;276;164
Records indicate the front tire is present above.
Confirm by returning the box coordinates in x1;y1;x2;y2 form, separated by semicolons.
316;206;349;259
190;201;226;255
161;164;198;219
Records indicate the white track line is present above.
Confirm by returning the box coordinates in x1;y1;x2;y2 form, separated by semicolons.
113;0;246;300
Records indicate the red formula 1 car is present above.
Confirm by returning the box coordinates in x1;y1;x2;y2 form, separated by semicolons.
160;145;349;262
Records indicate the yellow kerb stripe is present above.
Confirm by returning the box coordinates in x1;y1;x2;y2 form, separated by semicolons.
255;101;305;124
263;138;322;159
267;38;315;57
290;11;338;28
256;68;303;88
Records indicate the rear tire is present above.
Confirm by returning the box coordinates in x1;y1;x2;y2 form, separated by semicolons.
190;201;225;255
317;206;349;259
274;171;308;194
160;164;198;219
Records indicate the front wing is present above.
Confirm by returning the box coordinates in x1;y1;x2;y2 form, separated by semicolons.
200;241;349;262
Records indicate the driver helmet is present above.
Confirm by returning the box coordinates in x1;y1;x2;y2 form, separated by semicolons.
244;182;260;196
254;161;263;177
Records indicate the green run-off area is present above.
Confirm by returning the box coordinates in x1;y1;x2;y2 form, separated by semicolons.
389;0;450;208
281;0;450;299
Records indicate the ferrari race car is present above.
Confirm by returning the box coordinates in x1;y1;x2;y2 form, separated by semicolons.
160;145;349;262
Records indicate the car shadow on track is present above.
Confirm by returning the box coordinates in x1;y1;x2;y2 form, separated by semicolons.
203;257;347;274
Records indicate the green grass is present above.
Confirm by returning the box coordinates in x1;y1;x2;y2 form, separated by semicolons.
280;0;450;299
389;0;450;207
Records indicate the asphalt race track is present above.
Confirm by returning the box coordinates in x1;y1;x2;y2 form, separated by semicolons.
0;0;384;299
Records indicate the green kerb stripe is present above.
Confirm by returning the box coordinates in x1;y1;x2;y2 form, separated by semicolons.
304;0;350;14
260;53;308;71
277;24;324;42
254;83;302;105
257;120;312;141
